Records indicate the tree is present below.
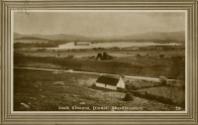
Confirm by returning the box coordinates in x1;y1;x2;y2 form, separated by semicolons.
96;53;102;60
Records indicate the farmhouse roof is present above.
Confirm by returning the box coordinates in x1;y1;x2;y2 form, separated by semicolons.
96;75;119;86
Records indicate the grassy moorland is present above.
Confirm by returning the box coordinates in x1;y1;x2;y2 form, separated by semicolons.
14;39;185;111
14;69;178;111
14;47;185;80
137;86;184;106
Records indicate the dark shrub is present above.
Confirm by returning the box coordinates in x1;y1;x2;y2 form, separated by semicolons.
159;54;164;58
123;93;134;101
136;54;141;57
159;76;167;85
91;83;96;88
67;55;74;59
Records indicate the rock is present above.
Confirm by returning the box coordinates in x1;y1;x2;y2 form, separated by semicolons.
40;95;46;98
20;102;30;109
53;81;65;86
29;97;37;101
67;69;74;73
80;102;86;105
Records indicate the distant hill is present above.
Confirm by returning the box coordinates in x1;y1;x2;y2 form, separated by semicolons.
123;32;185;43
14;33;91;42
14;31;185;43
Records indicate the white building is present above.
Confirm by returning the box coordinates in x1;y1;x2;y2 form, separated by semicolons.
95;75;125;90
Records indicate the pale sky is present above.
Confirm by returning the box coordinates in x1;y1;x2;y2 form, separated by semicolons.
14;11;185;37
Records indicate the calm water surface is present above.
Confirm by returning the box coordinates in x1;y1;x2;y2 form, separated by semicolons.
50;41;181;50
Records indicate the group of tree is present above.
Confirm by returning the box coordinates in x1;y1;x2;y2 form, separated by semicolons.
96;52;113;60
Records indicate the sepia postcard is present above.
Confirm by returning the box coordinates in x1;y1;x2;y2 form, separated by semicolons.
12;10;187;112
1;0;198;125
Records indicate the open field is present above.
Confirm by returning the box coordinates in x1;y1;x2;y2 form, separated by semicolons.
137;86;185;106
14;69;179;111
14;40;185;111
14;46;185;80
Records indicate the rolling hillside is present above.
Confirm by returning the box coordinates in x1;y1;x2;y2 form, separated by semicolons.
14;31;185;44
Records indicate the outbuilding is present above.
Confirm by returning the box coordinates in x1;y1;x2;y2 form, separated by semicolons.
95;75;125;90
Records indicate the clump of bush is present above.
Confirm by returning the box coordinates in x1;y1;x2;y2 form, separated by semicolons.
159;76;168;85
123;93;134;101
96;52;113;60
126;84;137;90
159;54;165;58
91;83;96;88
66;55;74;59
136;54;141;57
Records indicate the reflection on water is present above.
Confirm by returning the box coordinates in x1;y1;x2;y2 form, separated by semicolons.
50;41;181;50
